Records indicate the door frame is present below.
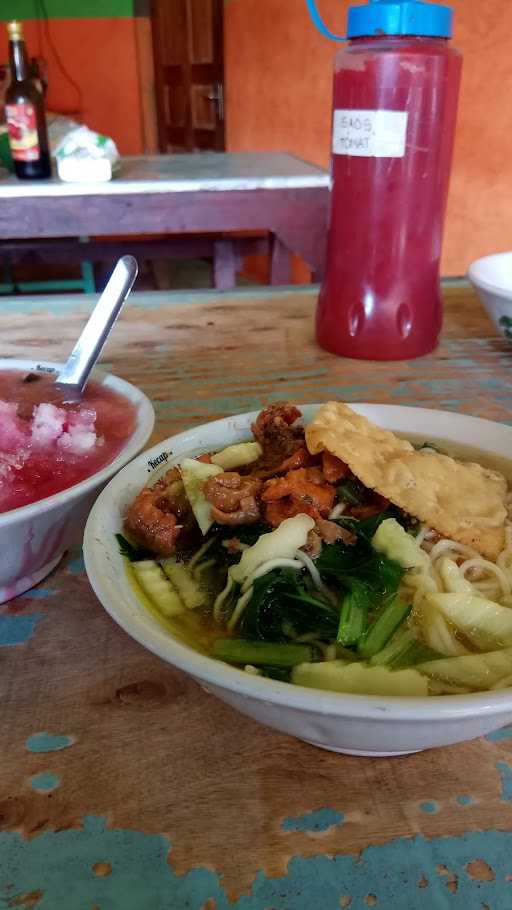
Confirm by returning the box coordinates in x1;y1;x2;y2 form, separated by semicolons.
134;14;160;153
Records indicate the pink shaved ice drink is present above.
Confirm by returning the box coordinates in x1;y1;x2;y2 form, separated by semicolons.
0;370;136;513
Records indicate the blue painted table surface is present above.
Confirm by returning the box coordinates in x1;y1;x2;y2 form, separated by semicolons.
1;283;512;910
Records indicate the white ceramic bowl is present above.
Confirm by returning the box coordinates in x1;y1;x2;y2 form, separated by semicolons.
468;251;512;341
0;359;154;603
84;404;512;756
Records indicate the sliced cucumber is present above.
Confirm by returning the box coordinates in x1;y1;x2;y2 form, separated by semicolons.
132;560;184;617
428;679;472;695
428;592;512;650
179;457;223;534
292;659;429;696
418;599;468;656
160;557;205;609
417;647;512;691
210;441;262;470
372;518;426;569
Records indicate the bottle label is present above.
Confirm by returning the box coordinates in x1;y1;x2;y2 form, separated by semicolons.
5;102;40;162
332;109;408;158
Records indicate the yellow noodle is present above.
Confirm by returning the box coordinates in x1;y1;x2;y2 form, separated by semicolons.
402;521;512;661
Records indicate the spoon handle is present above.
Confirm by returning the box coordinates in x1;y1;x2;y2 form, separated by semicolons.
56;255;138;394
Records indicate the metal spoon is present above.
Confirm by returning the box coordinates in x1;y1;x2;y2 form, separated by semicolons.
54;255;138;402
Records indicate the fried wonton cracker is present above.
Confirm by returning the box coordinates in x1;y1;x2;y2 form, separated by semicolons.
306;402;508;560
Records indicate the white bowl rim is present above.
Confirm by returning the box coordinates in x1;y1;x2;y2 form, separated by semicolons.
0;358;155;527
468;251;512;299
84;402;512;723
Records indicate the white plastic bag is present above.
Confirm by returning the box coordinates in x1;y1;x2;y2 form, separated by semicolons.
55;125;120;183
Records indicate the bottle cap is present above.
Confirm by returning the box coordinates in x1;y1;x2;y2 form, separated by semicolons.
347;0;453;39
7;20;24;40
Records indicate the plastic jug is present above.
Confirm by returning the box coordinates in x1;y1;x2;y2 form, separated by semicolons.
308;0;462;360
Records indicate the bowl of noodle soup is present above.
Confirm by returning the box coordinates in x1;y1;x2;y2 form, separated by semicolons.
84;403;512;756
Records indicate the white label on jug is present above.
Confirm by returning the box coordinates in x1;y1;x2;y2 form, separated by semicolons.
332;109;408;157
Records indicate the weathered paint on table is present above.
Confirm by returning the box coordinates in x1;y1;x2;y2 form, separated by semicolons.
0;153;329;284
1;283;512;910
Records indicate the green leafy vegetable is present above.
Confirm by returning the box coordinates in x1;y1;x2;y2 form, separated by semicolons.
316;538;404;603
357;596;411;659
337;477;366;505
316;529;404;650
205;522;272;567
240;568;339;643
337;581;368;645
209;522;272;547
116;533;152;562
335;508;418;539
260;665;292;682
212;638;314;667
333;511;394;542
369;627;442;668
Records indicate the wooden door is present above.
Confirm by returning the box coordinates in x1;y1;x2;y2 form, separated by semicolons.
151;0;225;152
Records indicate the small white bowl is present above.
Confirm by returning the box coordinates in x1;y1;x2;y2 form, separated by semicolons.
84;404;512;756
0;359;154;603
468;251;512;341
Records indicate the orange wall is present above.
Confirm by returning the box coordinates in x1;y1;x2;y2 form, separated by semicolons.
224;0;512;276
0;18;144;154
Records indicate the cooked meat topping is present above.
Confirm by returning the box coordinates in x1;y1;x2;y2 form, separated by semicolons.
303;528;323;558
251;402;304;468
316;517;356;546
152;466;190;519
321;450;349;484
261;467;336;526
203;472;263;525
124;485;180;556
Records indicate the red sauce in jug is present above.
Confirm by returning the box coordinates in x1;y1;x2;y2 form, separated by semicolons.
317;36;461;360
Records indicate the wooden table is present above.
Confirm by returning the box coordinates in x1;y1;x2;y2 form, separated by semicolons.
0;153;330;289
2;283;512;909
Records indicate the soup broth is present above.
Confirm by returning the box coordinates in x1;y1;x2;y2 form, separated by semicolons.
135;440;512;642
122;402;512;697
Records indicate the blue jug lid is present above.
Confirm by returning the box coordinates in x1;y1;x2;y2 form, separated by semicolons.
347;0;453;39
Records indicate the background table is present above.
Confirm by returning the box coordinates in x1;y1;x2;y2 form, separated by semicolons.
0;153;330;289
1;283;512;909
